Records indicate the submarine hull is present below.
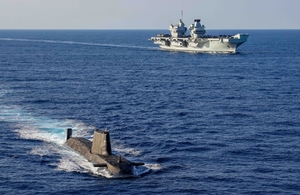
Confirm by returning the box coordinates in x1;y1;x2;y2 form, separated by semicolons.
65;129;144;176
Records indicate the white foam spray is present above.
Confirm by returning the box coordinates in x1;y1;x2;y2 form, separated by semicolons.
0;103;157;177
0;85;159;177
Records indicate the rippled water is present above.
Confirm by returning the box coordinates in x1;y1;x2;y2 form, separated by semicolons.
0;30;300;194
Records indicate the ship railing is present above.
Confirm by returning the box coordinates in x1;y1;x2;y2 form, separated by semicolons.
197;35;234;38
157;34;171;37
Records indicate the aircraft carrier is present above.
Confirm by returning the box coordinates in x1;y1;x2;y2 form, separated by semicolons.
150;18;249;53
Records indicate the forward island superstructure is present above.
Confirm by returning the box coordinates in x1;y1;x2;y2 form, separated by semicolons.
150;19;249;53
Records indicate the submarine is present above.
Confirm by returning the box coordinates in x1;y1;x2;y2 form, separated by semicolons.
65;128;144;176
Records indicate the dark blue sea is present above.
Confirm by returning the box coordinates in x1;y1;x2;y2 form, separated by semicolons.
0;29;300;194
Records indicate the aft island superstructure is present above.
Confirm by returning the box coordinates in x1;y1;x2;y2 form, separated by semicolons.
150;19;249;53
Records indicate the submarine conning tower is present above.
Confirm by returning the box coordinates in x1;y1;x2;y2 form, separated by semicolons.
65;128;112;156
66;128;72;140
91;130;112;156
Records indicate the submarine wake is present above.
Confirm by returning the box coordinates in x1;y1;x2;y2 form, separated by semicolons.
0;104;153;178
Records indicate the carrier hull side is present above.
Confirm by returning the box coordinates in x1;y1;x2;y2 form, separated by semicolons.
159;42;237;53
151;33;249;53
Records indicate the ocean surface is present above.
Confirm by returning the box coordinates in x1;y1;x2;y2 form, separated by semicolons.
0;29;300;194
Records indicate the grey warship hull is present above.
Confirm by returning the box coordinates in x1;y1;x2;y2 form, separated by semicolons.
65;129;144;177
152;34;249;53
150;19;249;53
